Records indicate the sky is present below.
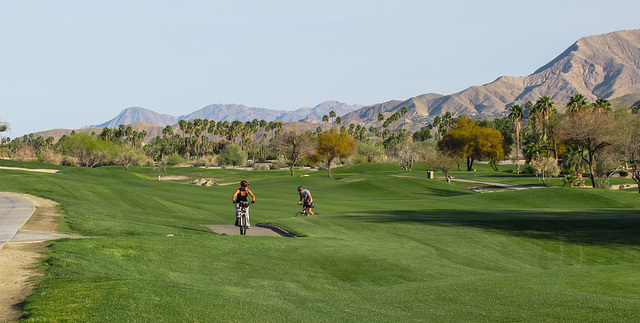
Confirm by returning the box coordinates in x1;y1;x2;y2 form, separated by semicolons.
1;0;639;138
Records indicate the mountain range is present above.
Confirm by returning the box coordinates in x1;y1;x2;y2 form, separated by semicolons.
93;101;362;128
62;29;640;137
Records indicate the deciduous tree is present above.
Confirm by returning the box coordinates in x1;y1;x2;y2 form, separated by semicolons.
277;130;315;176
437;116;505;171
617;112;640;192
558;109;617;188
314;128;357;179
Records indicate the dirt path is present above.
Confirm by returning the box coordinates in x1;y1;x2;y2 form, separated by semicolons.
0;194;63;322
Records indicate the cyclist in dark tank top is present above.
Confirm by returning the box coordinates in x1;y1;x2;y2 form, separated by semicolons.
232;180;255;227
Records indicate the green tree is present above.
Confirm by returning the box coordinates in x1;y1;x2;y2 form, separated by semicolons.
358;141;385;162
217;144;247;167
58;132;116;167
413;126;433;141
116;145;145;171
314;128;357;179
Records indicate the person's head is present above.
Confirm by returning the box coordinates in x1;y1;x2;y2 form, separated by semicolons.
298;185;304;192
241;180;249;189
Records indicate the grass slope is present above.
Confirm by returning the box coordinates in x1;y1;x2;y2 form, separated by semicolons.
1;161;640;322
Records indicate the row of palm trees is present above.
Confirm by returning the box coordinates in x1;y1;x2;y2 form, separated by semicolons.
169;118;284;160
99;124;147;149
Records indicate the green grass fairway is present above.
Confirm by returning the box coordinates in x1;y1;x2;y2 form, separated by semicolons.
2;160;640;322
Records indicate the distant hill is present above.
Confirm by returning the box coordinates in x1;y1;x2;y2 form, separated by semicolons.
344;29;640;126
94;107;179;128
93;101;362;128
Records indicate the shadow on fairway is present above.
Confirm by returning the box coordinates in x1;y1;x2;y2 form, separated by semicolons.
349;209;640;246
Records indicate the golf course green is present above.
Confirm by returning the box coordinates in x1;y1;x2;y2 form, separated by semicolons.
1;159;639;322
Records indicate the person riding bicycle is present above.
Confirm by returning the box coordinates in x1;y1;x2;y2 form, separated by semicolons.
232;180;255;228
297;185;314;215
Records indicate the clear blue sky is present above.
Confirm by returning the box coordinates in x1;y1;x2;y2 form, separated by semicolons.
1;0;639;138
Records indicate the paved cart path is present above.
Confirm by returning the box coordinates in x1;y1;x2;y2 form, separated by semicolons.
0;192;36;249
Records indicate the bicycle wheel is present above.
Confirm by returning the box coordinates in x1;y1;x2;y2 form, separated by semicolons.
239;214;246;235
295;211;303;217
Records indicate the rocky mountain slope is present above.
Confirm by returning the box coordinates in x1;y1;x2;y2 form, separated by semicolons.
343;29;640;126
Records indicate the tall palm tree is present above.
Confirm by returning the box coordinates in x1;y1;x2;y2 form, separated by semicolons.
377;113;385;130
533;96;555;137
391;112;402;135
329;110;336;124
400;106;408;130
566;93;590;114
508;104;523;174
532;96;557;158
322;115;329;130
432;116;441;140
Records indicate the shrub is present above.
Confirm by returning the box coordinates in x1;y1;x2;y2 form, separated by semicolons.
619;170;629;177
37;149;62;165
166;153;186;166
532;157;560;186
217;144;247;167
521;164;535;175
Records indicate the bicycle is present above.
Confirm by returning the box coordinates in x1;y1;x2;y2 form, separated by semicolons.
295;204;315;217
237;201;252;235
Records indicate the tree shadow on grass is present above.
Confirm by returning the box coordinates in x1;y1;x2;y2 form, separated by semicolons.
349;209;640;246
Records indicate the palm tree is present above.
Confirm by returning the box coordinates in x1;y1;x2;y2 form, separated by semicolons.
532;96;555;137
593;97;611;112
0;119;7;133
329;110;336;124
401;106;409;130
508;104;523;174
377;113;385;130
335;116;342;126
100;127;114;141
391;112;402;135
532;96;558;158
162;125;173;138
566;93;590;114
432;116;441;140
322;115;329;129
